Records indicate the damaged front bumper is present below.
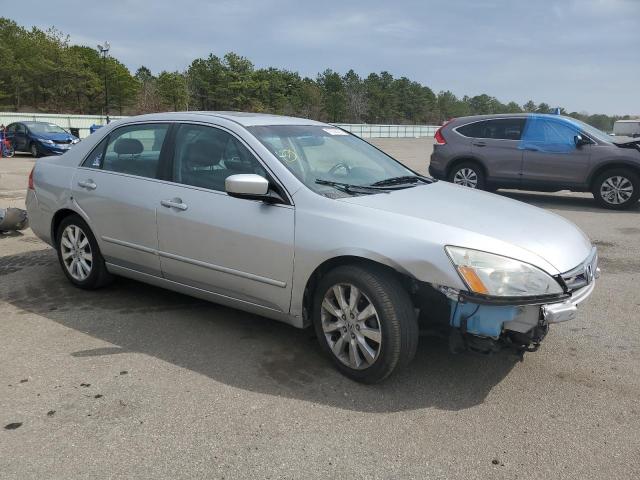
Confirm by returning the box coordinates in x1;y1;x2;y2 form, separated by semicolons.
436;273;597;354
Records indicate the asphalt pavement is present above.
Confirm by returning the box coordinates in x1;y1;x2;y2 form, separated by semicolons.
1;142;639;479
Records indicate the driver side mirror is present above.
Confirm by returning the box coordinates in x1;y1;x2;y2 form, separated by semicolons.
225;174;283;203
574;134;589;147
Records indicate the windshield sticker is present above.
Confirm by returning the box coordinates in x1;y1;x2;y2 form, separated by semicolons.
278;148;298;163
322;128;348;136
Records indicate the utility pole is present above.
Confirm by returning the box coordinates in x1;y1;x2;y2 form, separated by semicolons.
97;42;111;123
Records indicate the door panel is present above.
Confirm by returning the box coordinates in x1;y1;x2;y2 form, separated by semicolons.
156;122;295;312
9;124;27;151
71;123;170;276
521;118;591;185
157;187;294;312
73;170;162;275
458;118;526;183
472;139;522;182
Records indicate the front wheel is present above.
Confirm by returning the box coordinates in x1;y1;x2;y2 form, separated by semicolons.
592;169;639;210
448;162;486;190
30;143;39;158
313;264;418;383
56;215;113;289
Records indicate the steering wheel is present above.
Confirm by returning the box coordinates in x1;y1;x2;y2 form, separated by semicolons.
328;162;351;177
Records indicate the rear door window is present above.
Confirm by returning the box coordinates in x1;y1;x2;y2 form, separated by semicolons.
457;119;525;140
100;124;169;179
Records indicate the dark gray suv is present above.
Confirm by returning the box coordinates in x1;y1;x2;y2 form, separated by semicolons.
429;114;640;209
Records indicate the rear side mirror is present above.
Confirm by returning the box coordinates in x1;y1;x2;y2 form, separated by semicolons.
225;174;283;203
574;134;589;147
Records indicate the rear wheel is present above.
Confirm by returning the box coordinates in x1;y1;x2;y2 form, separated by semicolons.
592;169;639;210
313;264;418;383
56;215;113;289
448;162;486;190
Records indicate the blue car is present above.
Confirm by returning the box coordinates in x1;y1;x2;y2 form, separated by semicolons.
5;121;79;157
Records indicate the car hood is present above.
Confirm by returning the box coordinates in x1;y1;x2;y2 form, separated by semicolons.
338;181;593;274
38;132;75;142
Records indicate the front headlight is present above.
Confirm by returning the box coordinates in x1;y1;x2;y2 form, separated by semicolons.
39;138;54;145
445;246;563;297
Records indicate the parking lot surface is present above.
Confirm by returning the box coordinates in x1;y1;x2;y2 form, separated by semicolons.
1;142;639;479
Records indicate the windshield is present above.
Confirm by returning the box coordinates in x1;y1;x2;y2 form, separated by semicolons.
566;118;612;143
27;123;67;136
247;125;417;196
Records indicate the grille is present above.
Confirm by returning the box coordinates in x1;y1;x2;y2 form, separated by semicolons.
561;248;598;291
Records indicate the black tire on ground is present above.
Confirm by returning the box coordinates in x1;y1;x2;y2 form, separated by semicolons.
312;264;419;384
447;161;487;190
56;214;113;289
30;143;39;158
591;168;640;210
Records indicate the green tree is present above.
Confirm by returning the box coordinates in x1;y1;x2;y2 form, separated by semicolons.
317;69;345;122
156;71;188;111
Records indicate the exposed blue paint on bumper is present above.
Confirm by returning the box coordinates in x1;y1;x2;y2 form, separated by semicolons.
449;300;526;339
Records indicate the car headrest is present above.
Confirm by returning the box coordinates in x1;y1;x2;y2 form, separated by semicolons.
184;139;224;168
114;138;144;155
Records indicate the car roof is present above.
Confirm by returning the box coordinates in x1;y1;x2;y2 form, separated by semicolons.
450;113;575;124
118;111;328;127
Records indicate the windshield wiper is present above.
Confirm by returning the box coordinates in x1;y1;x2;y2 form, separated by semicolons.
315;179;390;195
370;175;433;187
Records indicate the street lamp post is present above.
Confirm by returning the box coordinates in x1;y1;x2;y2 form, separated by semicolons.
97;42;111;124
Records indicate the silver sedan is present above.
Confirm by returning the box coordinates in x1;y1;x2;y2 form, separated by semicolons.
26;112;598;383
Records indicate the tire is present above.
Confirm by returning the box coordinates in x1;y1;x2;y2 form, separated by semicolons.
30;143;39;158
591;168;640;210
56;215;113;289
312;264;418;383
448;161;486;190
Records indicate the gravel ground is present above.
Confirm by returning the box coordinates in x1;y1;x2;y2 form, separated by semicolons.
1;143;639;479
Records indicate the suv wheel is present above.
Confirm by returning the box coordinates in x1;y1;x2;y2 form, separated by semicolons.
312;264;418;383
448;162;486;190
592;169;639;210
56;215;113;289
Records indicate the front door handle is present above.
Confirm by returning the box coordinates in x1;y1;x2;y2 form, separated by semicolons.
161;198;188;211
472;142;486;147
78;180;97;190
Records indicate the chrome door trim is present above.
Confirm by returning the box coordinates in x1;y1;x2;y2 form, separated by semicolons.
158;250;287;288
105;263;292;321
102;235;286;288
102;235;158;255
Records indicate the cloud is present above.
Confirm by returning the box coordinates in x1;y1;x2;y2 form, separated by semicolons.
8;0;640;114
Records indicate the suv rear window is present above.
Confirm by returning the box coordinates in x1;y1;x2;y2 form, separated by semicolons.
457;119;526;140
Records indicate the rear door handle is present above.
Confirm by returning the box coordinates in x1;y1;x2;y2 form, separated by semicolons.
77;180;97;190
472;142;486;147
161;198;188;211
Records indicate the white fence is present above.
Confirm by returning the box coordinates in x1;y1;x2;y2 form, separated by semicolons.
0;112;439;139
333;123;439;138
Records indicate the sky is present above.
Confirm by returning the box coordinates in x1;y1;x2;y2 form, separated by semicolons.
9;0;640;115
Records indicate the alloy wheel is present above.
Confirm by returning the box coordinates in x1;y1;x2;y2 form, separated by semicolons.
320;283;382;370
31;144;38;157
60;225;93;281
600;175;634;205
453;167;478;188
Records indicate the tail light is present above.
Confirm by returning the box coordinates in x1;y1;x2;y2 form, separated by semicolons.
434;120;453;145
28;167;35;190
